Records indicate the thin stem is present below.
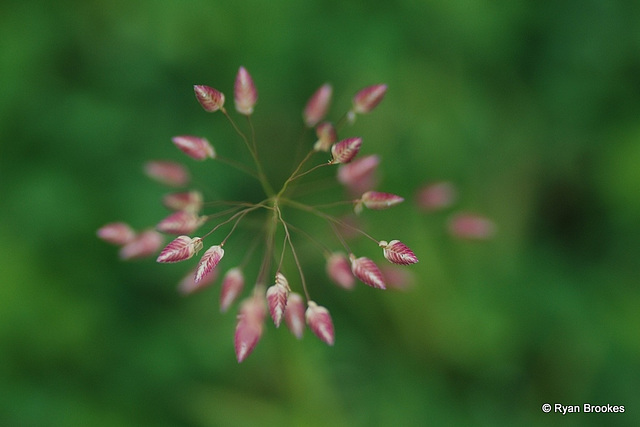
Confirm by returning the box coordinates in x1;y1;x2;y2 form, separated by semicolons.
278;161;331;199
281;198;379;244
278;233;287;272
308;200;356;210
256;207;279;286
202;202;268;241
281;175;340;200
223;110;275;197
335;110;352;131
246;116;258;157
275;205;310;300
292;125;311;169
276;149;316;198
239;231;263;269
293;161;332;181
203;201;266;222
221;210;251;245
329;220;351;255
223;110;254;156
215;155;258;179
205;200;264;208
279;218;332;258
203;205;244;222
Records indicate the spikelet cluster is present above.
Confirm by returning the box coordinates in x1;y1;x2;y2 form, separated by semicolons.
98;68;419;362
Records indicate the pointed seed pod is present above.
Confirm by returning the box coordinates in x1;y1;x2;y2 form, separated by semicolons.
144;160;190;187
416;181;457;211
306;301;335;346
156;210;205;234
379;240;419;265
313;121;337;152
220;267;245;312
350;254;386;289
119;230;164;260
303;83;332;127
234;66;258;115
354;201;364;215
331;137;362;164
194;85;225;112
361;191;404;210
352;84;387;114
235;291;266;363
162;191;203;213
172;136;215;160
194;245;224;283
284;292;305;339
326;253;355;290
97;222;135;245
337;154;380;194
266;272;291;328
156;236;203;263
448;213;496;240
235;316;263;363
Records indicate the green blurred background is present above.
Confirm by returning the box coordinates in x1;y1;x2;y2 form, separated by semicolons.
1;0;639;426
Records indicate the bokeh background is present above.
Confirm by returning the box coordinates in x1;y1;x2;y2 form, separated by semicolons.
2;0;639;426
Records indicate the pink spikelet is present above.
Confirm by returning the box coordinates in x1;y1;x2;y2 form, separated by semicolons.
177;266;218;295
195;245;224;283
97;222;135;245
337;154;380;195
119;230;164;260
306;301;335;346
326;252;355;290
303;83;332;127
156;210;205;234
379;240;419;265
352;84;387;114
234;66;258;115
235;291;266;363
381;265;415;290
172;136;215;161
313;121;337;152
162;191;203;213
416;181;457;211
284;292;305;339
156;236;203;263
360;191;404;210
194;85;225;112
220;267;245;313
266;272;291;328
144;161;190;187
331;137;362;164
448;213;496;240
350;254;386;289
